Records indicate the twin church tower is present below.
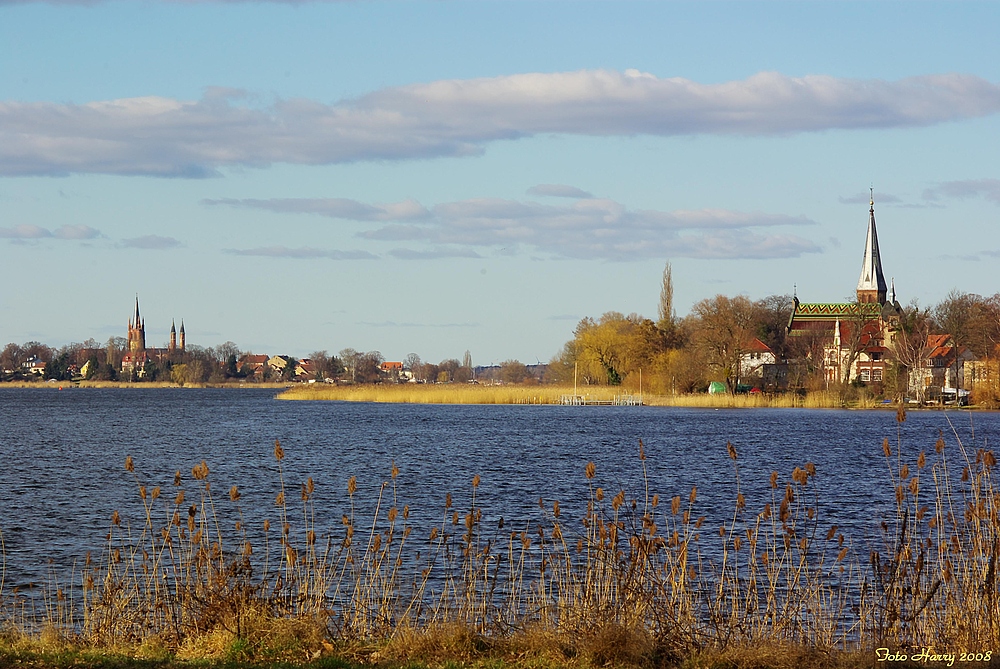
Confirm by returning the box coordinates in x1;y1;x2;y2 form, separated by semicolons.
125;296;185;363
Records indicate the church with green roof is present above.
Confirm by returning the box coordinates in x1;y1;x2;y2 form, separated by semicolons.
787;193;903;386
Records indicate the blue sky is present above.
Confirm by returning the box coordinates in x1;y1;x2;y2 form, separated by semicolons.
2;1;999;365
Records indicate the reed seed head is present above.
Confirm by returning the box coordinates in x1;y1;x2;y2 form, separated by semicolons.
936;437;945;454
900;464;909;479
770;471;779;488
174;471;182;486
391;462;399;479
125;455;134;473
736;493;745;511
883;438;891;458
307;530;316;545
917;451;927;469
229;485;240;502
896;405;906;423
111;510;121;526
151;486;160;500
472;474;480;488
445;492;452;509
639;439;646;461
139;485;147;500
274;439;284;461
175;490;185;505
727;442;737;461
689;486;697;505
553;500;560;518
826;525;838;541
263;519;271;532
585;461;596;479
671;495;681;516
275;491;285;506
388;506;398;522
307;476;315;494
596;487;604;502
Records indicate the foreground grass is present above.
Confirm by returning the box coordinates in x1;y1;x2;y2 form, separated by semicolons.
0;627;876;669
4;412;999;668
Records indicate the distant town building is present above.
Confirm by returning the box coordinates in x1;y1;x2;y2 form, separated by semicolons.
121;297;186;376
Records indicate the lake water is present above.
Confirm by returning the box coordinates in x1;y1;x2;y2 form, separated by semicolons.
1;387;997;594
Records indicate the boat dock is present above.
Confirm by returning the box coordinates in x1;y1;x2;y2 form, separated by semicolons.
559;394;644;406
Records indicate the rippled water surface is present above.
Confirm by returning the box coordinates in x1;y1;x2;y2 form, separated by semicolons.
1;387;997;590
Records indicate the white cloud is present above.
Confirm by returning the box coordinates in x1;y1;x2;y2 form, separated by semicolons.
218;193;821;260
0;224;52;239
203;197;430;220
54;224;101;239
3;71;1000;177
225;246;378;259
0;223;101;239
122;235;183;249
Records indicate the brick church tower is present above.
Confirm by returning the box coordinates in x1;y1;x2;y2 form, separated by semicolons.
127;296;146;353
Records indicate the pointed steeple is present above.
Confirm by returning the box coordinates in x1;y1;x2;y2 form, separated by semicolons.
134;295;141;327
857;189;887;304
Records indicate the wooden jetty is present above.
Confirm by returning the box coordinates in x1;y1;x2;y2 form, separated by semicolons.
559;394;644;406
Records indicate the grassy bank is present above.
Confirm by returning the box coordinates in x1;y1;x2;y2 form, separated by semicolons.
278;384;877;409
0;381;292;389
3;413;998;668
277;384;593;404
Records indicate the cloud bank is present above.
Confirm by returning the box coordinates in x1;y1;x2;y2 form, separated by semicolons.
211;193;821;260
3;70;1000;177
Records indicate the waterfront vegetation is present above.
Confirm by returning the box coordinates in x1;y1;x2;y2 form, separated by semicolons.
277;384;874;409
2;411;999;668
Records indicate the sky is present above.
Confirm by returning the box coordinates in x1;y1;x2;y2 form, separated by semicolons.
2;1;999;365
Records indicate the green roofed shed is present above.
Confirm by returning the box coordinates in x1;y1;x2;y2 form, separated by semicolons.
708;381;727;394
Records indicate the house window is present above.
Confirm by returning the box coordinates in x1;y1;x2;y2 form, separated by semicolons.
873;369;883;382
860;369;871;382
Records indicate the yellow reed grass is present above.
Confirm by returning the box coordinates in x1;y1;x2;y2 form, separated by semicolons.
277;384;600;404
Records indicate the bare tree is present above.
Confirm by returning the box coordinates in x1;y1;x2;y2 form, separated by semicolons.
690;295;758;392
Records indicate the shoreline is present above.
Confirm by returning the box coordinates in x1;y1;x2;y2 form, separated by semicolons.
2;381;993;411
0;380;292;389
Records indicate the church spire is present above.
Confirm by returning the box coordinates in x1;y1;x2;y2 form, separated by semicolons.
857;189;887;304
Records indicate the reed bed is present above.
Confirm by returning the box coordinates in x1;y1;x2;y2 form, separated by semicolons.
2;415;998;667
277;384;588;404
645;390;864;409
278;384;879;409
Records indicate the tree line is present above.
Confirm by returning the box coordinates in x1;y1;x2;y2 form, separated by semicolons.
549;262;1000;396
